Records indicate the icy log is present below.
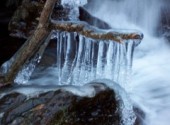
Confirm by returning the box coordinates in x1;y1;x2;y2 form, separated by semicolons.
50;20;143;43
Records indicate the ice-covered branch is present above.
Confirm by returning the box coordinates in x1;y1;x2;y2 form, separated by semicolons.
0;0;143;86
50;20;143;43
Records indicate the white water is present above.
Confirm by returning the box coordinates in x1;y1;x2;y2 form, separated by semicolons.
1;0;169;124
86;0;170;125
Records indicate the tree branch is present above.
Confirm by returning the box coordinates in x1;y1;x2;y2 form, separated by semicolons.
38;0;57;28
1;0;58;84
50;20;143;43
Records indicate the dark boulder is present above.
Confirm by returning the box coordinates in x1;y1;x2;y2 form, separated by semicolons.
0;92;26;113
0;82;144;125
134;106;145;125
0;0;25;65
50;89;120;125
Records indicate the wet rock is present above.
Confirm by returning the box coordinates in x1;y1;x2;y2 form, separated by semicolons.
160;26;170;42
0;37;25;66
79;7;111;29
0;92;27;123
52;0;71;21
51;89;120;125
157;1;170;40
0;0;26;65
0;83;118;125
7;0;69;38
8;0;111;39
0;92;26;113
8;0;43;38
2;91;65;124
0;83;145;125
134;106;145;125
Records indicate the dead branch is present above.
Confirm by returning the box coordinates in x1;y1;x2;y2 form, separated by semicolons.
50;20;143;43
2;0;58;84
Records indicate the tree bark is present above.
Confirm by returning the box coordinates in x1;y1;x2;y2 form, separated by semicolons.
50;20;143;43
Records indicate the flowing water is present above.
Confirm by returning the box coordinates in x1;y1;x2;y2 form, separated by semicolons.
85;0;170;125
1;0;170;125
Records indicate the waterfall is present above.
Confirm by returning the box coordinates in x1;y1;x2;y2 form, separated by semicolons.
86;0;170;125
0;0;144;125
1;0;170;124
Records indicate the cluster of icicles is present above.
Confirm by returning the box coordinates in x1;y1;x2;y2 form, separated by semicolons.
54;31;140;87
15;31;140;88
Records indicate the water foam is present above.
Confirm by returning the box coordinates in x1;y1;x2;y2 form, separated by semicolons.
86;0;170;124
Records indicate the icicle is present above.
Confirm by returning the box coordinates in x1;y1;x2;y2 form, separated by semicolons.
90;40;97;80
117;42;127;88
14;54;41;84
51;31;139;88
96;41;105;79
11;29;140;88
124;39;136;90
69;34;84;84
56;32;63;84
60;33;72;84
105;41;114;80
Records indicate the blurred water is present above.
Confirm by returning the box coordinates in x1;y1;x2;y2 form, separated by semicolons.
1;0;170;124
86;0;170;124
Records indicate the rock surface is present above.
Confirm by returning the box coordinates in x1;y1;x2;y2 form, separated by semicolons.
0;0;25;66
8;0;111;39
0;83;144;125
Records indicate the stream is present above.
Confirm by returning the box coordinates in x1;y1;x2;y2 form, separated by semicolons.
1;0;170;125
86;0;170;125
